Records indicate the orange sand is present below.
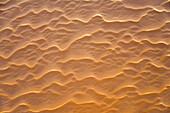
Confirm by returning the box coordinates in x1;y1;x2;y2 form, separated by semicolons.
0;0;170;113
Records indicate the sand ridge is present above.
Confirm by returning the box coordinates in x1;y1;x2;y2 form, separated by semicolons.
0;0;170;113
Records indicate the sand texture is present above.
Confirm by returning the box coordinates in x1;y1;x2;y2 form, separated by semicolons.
0;0;170;113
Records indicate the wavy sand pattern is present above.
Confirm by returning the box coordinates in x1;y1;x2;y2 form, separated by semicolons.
0;0;170;113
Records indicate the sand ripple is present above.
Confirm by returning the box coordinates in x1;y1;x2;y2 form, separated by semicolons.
0;0;170;113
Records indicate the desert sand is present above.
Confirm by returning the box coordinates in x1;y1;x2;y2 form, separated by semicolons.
0;0;170;113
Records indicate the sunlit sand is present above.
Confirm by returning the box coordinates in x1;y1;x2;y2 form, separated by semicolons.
0;0;170;113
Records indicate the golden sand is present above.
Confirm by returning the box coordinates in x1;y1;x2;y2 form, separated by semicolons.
0;0;170;113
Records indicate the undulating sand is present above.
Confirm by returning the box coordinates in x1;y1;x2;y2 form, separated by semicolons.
0;0;170;113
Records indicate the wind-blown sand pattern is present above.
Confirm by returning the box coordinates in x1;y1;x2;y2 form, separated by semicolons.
0;0;170;113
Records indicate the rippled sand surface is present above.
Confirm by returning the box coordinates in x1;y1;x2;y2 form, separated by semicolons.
0;0;170;113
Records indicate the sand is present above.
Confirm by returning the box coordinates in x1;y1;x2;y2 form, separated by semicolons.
0;0;170;113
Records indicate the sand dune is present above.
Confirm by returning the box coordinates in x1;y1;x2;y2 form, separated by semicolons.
0;0;170;113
